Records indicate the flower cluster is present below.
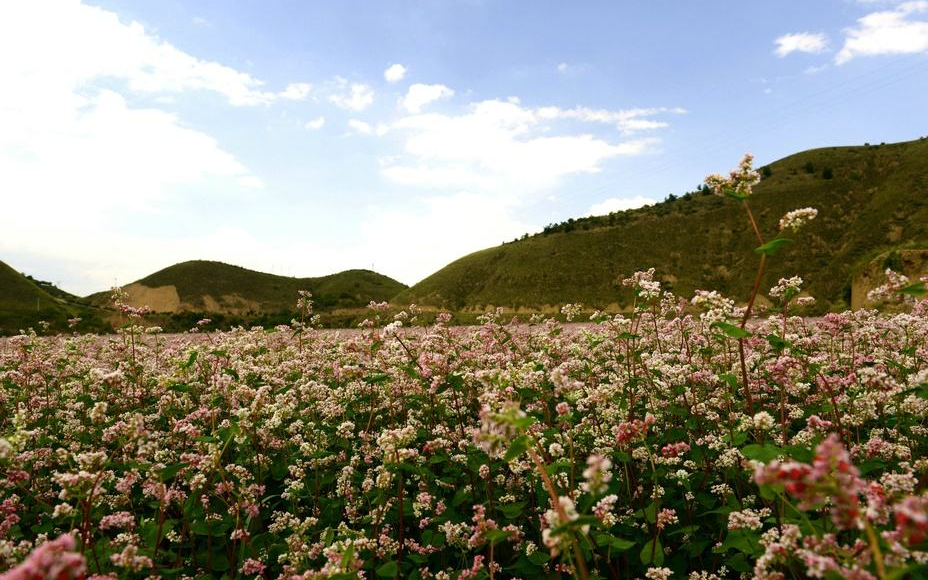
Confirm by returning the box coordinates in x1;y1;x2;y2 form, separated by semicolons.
778;207;818;231
0;277;925;580
704;153;761;198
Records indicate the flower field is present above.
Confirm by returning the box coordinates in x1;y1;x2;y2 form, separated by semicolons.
2;155;928;580
2;289;928;580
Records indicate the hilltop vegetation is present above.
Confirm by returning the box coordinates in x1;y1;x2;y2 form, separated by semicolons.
5;137;928;334
0;261;70;330
91;260;406;312
2;260;406;334
398;138;928;311
0;261;107;334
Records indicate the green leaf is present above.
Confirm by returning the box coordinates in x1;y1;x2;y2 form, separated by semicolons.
766;334;788;351
364;373;391;385
499;502;525;519
915;383;928;401
182;350;198;369
643;501;658;525
484;529;510;545
741;444;783;463
640;538;664;566
209;554;230;572
758;484;777;501
902;282;927;297
594;533;636;552
528;551;551;565
504;435;530;461
511;415;537;429
711;322;751;339
722;530;761;556
726;553;752;573
340;544;354;570
158;462;188;481
755;238;793;256
724;189;749;201
376;561;398;577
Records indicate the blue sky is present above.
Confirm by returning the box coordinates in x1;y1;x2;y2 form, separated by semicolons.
1;0;927;294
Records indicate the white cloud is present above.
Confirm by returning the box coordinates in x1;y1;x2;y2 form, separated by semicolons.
0;88;263;293
804;63;830;74
0;0;273;294
5;226;354;296
400;83;455;113
836;1;928;63
556;62;569;72
774;32;829;56
347;119;388;136
348;119;374;135
588;195;656;216
381;99;672;194
384;63;407;83
536;105;686;135
305;116;325;129
278;82;312;100
0;0;309;106
329;79;375;110
361;192;531;285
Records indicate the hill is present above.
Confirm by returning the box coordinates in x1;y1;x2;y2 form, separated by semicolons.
397;137;928;311
88;260;407;315
0;261;106;333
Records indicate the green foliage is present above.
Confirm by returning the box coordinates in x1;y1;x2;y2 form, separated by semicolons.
711;322;751;339
755;238;793;256
883;250;904;272
2;259;407;334
398;138;928;311
0;260;108;335
120;260;406;312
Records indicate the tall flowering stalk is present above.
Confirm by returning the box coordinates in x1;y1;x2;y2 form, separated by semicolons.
705;154;817;414
475;402;590;580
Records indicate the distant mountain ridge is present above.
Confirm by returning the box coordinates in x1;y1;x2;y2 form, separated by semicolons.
396;137;928;311
1;260;406;334
4;137;928;333
86;260;407;314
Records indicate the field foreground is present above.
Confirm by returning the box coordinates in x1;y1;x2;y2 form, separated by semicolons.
1;294;928;580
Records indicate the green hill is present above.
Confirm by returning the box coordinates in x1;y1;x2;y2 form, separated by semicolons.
397;137;928;311
0;261;87;333
88;260;407;314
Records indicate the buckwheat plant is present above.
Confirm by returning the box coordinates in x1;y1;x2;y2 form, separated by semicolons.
705;154;818;415
1;179;927;580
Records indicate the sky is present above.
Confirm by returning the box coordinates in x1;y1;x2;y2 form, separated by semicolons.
1;0;927;295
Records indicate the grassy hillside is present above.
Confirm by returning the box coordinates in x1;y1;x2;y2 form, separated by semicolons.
0;260;72;331
89;260;407;313
0;261;109;334
398;137;928;311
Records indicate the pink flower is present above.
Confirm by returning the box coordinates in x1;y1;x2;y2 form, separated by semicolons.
614;414;655;445
0;535;86;580
895;495;928;545
754;434;866;529
661;442;690;458
241;558;267;576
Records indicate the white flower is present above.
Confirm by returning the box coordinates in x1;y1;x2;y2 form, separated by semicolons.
778;207;818;231
752;411;776;431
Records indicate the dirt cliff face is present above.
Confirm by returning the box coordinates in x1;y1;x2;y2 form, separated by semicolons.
852;249;928;309
118;283;261;315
